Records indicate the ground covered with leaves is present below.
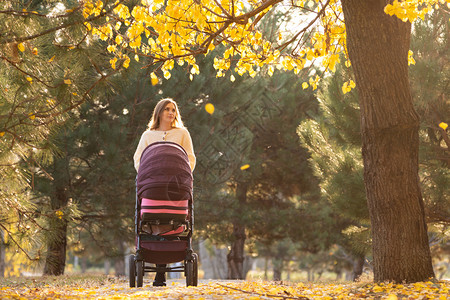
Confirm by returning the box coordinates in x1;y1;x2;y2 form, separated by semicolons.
0;275;448;299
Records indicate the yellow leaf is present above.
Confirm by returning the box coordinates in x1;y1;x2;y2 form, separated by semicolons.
110;57;117;69
26;77;33;83
349;80;356;88
0;132;5;137
64;79;72;85
205;103;215;115
373;285;384;293
18;43;25;52
115;35;123;45
32;47;38;55
150;72;159;86
230;74;235;82
123;55;131;68
55;210;64;219
48;55;55;63
439;122;448;130
302;82;309;89
240;164;250;170
408;50;416;65
28;113;35;120
386;294;398;300
345;60;351;67
342;81;353;94
107;45;117;53
84;22;92;31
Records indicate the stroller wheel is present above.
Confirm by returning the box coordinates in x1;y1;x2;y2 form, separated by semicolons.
185;253;198;287
129;254;136;288
136;260;144;287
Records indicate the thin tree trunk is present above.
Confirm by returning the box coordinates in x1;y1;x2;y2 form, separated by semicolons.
272;257;282;281
0;230;5;277
114;242;126;276
352;255;365;281
341;0;435;282
43;158;70;276
227;182;247;279
227;223;246;279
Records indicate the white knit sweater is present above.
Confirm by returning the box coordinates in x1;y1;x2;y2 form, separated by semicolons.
133;127;196;172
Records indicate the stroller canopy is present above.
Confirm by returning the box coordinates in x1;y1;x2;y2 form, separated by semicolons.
137;142;193;201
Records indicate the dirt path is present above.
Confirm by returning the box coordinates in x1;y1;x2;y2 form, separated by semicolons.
1;276;448;299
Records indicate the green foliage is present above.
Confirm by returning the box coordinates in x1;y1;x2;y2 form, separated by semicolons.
297;62;370;259
410;10;449;226
0;0;121;267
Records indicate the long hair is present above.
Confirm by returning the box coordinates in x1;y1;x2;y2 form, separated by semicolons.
147;98;184;130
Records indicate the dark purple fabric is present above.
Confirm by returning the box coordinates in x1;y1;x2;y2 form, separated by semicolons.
137;142;193;201
140;240;188;264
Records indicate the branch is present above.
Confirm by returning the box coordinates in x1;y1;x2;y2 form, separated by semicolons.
0;4;82;19
1;0;126;44
0;222;40;261
216;283;310;300
276;0;331;53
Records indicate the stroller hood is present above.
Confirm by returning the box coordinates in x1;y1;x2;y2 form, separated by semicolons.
137;142;193;200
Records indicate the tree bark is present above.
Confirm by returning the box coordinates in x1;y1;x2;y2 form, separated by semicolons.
352;255;365;282
43;158;70;276
341;0;435;282
43;216;67;275
0;230;5;277
227;182;247;279
272;257;283;281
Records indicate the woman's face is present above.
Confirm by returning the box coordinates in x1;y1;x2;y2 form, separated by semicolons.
159;102;176;126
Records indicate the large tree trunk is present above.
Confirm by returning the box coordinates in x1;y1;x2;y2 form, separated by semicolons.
43;158;70;276
227;182;247;279
341;0;435;282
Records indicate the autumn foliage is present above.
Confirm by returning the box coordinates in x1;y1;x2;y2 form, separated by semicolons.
82;0;447;91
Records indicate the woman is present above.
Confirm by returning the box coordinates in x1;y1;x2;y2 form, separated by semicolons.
133;98;196;287
134;98;196;172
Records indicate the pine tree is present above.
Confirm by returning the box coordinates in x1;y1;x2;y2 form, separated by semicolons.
297;61;370;281
0;0;130;275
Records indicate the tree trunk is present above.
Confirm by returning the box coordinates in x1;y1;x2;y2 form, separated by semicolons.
43;158;70;276
227;182;247;279
272;257;282;281
341;0;435;282
227;223;246;279
352;255;365;282
114;242;126;276
0;230;5;277
43;218;67;275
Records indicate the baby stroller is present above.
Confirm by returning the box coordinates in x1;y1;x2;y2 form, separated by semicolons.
129;141;198;287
